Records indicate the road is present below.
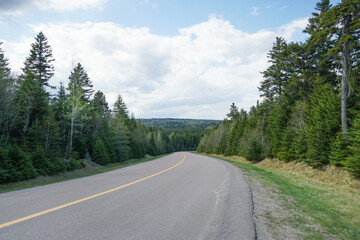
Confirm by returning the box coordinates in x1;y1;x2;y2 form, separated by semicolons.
0;152;256;240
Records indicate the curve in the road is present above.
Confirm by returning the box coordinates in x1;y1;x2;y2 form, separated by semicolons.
0;154;185;229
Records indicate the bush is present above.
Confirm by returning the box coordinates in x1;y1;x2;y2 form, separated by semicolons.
65;159;84;171
92;138;110;165
346;114;360;176
0;147;12;183
30;147;52;175
8;145;37;181
329;131;350;167
0;168;10;184
244;137;263;162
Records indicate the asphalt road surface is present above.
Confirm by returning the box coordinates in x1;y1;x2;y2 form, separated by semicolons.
0;152;256;240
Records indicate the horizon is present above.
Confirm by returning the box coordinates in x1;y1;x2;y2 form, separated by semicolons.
0;0;341;119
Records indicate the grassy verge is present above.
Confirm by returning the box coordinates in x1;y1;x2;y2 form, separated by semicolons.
200;153;360;240
0;153;171;194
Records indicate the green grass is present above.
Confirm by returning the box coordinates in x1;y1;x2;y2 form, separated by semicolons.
208;155;360;240
0;153;171;194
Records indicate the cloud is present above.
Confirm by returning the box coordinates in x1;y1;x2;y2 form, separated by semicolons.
140;0;158;8
140;0;148;5
277;18;309;41
280;5;288;11
250;7;259;16
2;16;308;119
0;0;107;15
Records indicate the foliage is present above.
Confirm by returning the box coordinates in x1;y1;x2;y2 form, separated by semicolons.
197;0;360;176
0;32;216;184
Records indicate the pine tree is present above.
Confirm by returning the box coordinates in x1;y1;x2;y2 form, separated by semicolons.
92;137;110;165
329;131;350;167
8;145;37;181
113;94;129;121
226;103;240;121
112;122;130;161
304;0;337;87
0;147;12;183
22;32;55;89
53;82;68;155
66;63;93;156
345;114;360;176
315;0;360;133
67;63;94;101
92;91;110;119
259;37;292;102
14;70;49;140
266;101;289;158
0;42;16;145
305;81;340;165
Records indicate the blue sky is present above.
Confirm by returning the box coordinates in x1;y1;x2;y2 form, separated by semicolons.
0;0;341;119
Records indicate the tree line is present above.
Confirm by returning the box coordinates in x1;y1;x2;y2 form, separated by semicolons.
0;32;198;183
197;0;360;176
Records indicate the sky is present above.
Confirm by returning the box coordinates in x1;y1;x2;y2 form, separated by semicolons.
0;0;341;119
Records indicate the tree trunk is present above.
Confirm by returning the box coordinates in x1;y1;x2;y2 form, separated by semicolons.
69;94;75;155
341;3;350;134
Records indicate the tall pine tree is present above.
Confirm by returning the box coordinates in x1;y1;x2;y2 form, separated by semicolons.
22;32;55;89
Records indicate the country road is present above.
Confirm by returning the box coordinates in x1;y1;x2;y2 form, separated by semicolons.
0;152;256;240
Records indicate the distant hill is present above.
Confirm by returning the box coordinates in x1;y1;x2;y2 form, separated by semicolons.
139;118;221;135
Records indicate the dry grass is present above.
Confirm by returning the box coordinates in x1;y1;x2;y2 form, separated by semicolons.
204;153;360;239
208;154;360;192
257;158;360;192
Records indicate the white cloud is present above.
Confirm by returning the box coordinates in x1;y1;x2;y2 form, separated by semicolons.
280;5;288;11
36;0;107;11
277;18;309;41
250;7;259;16
0;0;107;15
140;0;149;5
2;16;308;119
140;0;158;8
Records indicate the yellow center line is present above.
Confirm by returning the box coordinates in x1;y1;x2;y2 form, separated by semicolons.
0;154;186;229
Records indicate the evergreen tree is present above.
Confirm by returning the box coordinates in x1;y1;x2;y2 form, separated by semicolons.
266;101;289;158
346;114;360;176
53;82;68;155
304;0;336;87
315;0;360;133
22;32;55;89
14;70;49;140
113;94;129;120
92;137;110;165
92;91;110;119
0;42;16;145
66;63;93;156
8;145;37;181
259;37;291;102
67;63;94;101
305;81;340;165
226;103;240;121
329;131;350;167
90;90;111;144
112;121;130;161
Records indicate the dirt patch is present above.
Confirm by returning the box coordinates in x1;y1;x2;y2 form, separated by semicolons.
245;174;303;239
205;154;343;239
245;173;338;240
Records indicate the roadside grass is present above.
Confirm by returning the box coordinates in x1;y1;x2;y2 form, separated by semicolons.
202;154;360;240
0;154;170;194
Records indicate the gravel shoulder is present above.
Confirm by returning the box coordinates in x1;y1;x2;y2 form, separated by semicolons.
245;174;309;240
204;154;350;240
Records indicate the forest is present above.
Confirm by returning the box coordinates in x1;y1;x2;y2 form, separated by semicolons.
140;118;220;135
197;0;360;176
0;33;204;184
